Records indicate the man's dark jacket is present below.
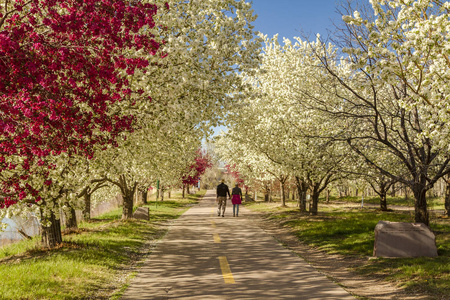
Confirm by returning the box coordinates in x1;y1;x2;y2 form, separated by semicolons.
216;183;230;197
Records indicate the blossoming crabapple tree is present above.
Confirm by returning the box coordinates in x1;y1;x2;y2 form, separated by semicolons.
181;150;212;198
0;0;165;246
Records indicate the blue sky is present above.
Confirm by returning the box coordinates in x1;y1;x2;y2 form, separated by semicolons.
251;0;342;42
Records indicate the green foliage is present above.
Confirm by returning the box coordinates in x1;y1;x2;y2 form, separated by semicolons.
0;190;205;299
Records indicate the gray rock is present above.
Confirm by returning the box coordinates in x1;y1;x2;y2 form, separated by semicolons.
373;221;438;258
132;207;149;221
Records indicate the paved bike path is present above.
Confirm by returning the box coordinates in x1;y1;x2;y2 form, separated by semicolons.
121;190;354;299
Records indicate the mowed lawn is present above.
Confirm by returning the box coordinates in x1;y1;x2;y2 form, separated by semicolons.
0;190;206;300
244;195;449;299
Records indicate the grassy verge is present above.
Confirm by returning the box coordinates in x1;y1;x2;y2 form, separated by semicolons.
0;190;206;300
325;195;444;210
244;201;449;298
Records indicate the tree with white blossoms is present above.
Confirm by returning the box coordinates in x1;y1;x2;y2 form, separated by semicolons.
309;0;450;224
217;35;350;214
90;122;201;219
127;0;262;137
93;0;262;218
343;145;406;211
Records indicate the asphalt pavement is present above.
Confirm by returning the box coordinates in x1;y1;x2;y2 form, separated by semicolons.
121;190;355;299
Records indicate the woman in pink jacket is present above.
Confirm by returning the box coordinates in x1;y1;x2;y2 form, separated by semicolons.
231;183;243;217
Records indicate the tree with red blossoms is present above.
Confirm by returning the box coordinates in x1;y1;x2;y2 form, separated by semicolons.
182;150;212;198
225;164;245;186
0;0;164;247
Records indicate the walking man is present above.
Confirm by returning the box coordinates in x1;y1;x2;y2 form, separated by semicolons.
216;179;230;217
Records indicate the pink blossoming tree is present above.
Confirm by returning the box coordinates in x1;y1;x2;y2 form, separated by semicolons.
182;150;212;198
0;0;165;247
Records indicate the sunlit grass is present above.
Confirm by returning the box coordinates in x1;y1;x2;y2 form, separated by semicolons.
0;190;205;299
0;236;41;259
324;195;444;210
244;201;449;298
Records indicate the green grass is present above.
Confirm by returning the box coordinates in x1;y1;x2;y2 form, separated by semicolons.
244;201;450;298
0;236;42;259
325;195;445;210
0;190;205;300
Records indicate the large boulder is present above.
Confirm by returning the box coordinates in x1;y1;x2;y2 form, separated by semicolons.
373;221;438;258
132;207;150;221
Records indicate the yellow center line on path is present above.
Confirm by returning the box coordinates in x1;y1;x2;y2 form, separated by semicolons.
218;256;235;284
211;220;216;228
213;233;221;243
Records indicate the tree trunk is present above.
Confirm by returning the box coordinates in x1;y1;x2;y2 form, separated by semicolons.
161;190;165;201
133;188;138;205
326;189;330;203
182;185;185;199
187;185;190;195
65;206;78;230
122;190;134;219
142;189;148;204
168;190;171;198
264;192;269;202
412;183;429;225
380;192;388;211
280;181;286;207
391;183;396;197
300;190;307;211
310;189;319;215
295;176;307;212
83;193;91;220
380;183;388;211
444;177;450;217
41;210;62;248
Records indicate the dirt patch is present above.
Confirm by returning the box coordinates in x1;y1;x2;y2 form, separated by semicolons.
245;209;438;300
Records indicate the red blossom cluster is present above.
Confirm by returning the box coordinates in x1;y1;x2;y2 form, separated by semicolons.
0;0;167;207
225;164;245;185
182;150;213;187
